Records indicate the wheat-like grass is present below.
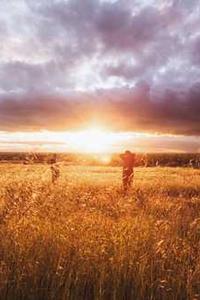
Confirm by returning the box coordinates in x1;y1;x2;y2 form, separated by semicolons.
0;164;200;300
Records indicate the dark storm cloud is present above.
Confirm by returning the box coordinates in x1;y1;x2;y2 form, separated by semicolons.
28;0;182;61
0;93;93;131
94;83;200;135
26;0;99;66
96;4;180;53
0;0;200;136
0;82;199;135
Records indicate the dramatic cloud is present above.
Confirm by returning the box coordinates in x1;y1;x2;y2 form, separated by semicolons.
0;0;200;150
0;82;199;136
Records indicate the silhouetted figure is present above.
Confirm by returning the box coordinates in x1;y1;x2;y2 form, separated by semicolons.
50;155;60;184
120;150;136;193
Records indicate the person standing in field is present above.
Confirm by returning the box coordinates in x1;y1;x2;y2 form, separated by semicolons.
50;154;60;184
120;150;136;193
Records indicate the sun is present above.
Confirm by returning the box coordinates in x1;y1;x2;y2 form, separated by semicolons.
68;127;112;153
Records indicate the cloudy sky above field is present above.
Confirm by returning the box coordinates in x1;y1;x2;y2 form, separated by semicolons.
0;0;200;152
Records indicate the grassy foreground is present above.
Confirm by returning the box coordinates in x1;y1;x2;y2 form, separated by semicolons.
0;164;200;300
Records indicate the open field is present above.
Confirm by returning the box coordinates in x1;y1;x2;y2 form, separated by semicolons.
0;164;200;300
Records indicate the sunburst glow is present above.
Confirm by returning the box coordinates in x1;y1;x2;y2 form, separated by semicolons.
0;129;196;153
68;127;113;153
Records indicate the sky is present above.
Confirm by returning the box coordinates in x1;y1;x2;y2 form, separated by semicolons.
0;0;200;153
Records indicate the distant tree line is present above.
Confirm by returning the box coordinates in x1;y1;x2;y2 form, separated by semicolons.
111;153;200;168
0;152;199;168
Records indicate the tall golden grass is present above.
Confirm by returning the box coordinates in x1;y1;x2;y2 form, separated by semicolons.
0;164;200;300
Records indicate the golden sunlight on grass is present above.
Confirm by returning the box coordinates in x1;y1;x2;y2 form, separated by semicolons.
0;164;200;299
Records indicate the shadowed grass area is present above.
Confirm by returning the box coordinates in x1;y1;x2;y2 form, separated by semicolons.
0;165;200;300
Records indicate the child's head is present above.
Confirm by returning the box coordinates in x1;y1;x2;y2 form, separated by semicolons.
49;154;57;164
49;158;56;164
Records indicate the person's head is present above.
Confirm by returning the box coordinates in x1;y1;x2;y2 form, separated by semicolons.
50;158;55;164
125;150;131;155
49;154;57;164
125;150;136;157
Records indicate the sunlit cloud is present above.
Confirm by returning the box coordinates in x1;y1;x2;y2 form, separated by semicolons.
0;0;200;152
0;130;199;153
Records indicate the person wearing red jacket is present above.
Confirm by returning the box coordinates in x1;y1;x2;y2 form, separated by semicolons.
120;150;136;193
